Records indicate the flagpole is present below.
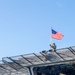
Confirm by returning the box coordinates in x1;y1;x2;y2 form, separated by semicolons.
50;27;52;49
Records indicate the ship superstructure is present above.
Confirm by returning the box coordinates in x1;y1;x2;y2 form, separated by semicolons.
0;46;75;75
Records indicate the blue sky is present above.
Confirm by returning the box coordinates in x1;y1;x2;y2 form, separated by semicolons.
0;0;75;59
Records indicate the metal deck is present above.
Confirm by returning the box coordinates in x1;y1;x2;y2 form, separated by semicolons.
0;46;75;75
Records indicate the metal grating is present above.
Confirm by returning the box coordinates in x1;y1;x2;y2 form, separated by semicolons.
0;46;75;74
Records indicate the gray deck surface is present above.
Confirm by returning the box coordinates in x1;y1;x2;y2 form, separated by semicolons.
0;46;75;75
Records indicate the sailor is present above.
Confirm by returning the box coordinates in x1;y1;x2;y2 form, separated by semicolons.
50;43;57;52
